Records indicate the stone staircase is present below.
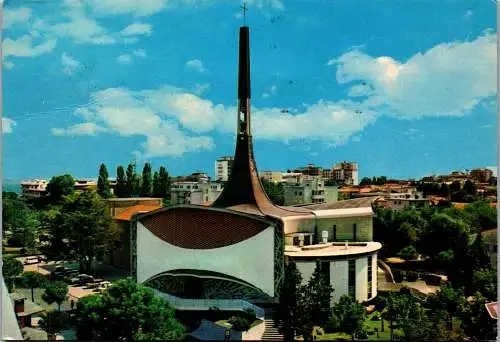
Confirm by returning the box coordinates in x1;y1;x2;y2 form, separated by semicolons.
261;311;284;341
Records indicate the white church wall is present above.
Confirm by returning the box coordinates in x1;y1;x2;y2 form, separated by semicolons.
355;257;368;302
136;222;276;296
330;260;348;304
296;261;315;285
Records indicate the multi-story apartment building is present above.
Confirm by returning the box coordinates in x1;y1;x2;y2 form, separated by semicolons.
20;179;48;198
283;175;338;206
172;172;210;184
215;156;234;182
294;164;322;176
470;168;494;183
170;181;223;206
259;171;283;183
332;161;359;185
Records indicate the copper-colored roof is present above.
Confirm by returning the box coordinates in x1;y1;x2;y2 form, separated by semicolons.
485;302;498;319
115;204;163;221
301;197;379;210
140;206;270;249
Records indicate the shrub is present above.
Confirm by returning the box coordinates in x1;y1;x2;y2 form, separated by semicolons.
392;269;404;283
397;245;419;261
406;271;418;282
356;329;368;340
227;316;250;331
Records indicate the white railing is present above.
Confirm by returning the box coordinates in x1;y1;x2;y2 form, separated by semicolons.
151;289;265;319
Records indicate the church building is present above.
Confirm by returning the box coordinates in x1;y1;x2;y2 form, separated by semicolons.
131;25;381;310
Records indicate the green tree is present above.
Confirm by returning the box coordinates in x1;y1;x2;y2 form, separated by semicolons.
42;281;68;311
261;178;284;205
463;200;497;230
115;165;128;197
276;260;303;342
74;278;185;340
472;268;497;301
359;177;371;186
46;174;75;203
439;183;451;199
382;293;399;340
21;271;48;302
459;291;496;340
58;191;120;273
141;163;153;197
152;171;160;197
296;261;333;341
426;284;467;331
397;245;418;260
126;163;138;197
158;166;171;199
97;163;112;198
329;295;366;341
2;256;23;292
39;310;67;339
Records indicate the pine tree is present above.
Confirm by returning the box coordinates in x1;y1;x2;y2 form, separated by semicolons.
276;260;303;342
141;163;153;197
97;164;112;198
126;163;137;197
153;172;160;197
158;166;170;199
116;166;128;198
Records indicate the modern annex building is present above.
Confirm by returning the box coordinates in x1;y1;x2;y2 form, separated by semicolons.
131;25;381;308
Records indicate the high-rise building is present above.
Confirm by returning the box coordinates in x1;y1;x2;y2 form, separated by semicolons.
332;161;359;185
215;156;234;182
470;168;493;183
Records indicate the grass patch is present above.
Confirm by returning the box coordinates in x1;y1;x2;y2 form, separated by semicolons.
314;312;404;341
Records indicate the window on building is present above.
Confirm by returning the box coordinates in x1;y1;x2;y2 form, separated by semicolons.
299;192;302;196
293;236;300;246
333;225;337;241
304;235;311;246
352;223;357;241
348;259;356;297
367;255;372;299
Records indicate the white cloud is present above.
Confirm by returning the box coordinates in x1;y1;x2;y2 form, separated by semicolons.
4;7;32;29
3;60;14;69
330;32;496;119
263;84;278;98
51;122;106;136
133;49;147;57
88;0;168;16
3;35;57;58
185;59;206;73
47;17;116;44
116;54;132;64
464;10;474;18
193;83;210;95
61;52;80;75
120;22;152;37
2;118;17;134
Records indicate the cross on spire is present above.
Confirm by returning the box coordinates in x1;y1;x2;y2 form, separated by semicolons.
240;2;248;26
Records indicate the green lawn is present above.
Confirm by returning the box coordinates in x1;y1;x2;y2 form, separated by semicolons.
314;313;404;341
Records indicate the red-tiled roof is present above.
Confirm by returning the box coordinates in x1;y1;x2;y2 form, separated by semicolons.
115;204;163;221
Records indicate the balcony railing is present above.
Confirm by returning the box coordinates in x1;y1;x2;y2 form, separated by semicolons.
150;289;265;319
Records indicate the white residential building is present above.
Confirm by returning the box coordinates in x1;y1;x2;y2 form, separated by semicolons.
283;175;338;206
332;162;359;185
170;181;223;206
20;179;48;198
215;156;234;182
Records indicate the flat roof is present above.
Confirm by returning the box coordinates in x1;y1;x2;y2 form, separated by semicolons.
285;241;382;258
107;197;163;201
312;207;373;218
302;197;378;210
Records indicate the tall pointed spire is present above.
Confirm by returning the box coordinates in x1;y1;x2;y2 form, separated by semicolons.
211;25;304;218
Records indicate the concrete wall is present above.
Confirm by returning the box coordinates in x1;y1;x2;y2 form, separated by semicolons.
355;257;368;302
324;186;338;203
330;260;348;303
316;216;373;242
282;217;316;235
295;253;378;304
136;222;276;296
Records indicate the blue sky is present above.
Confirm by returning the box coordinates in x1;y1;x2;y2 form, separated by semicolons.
2;0;497;181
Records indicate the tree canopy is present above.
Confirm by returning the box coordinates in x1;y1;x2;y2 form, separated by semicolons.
22;271;48;302
74;278;185;340
42;281;68;311
2;256;23;292
97;163;112;198
46;174;75;203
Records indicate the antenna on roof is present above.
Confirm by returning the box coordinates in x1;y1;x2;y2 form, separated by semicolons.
240;1;248;26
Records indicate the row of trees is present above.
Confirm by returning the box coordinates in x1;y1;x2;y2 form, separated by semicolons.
416;180;480;202
261;178;285;205
359;176;389;186
98;162;171;199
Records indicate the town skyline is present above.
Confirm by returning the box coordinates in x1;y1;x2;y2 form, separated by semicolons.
2;0;496;180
